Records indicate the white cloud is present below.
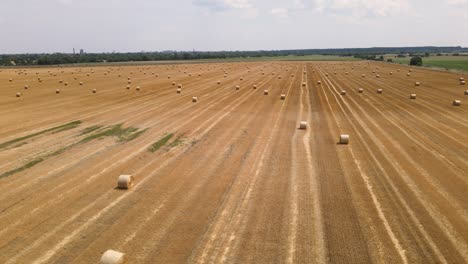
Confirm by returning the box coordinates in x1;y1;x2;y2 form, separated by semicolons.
193;0;257;18
271;8;289;18
224;0;252;9
57;0;73;5
447;0;468;5
312;0;411;17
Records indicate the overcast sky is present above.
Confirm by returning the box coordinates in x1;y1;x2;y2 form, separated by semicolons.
0;0;467;54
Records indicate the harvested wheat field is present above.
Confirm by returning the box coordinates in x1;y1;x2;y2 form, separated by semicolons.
0;61;467;264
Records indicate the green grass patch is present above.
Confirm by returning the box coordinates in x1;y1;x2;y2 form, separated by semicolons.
0;158;44;179
0;120;82;150
51;121;82;134
80;125;103;135
148;133;174;153
168;135;185;148
386;55;468;72
123;128;148;142
80;124;147;144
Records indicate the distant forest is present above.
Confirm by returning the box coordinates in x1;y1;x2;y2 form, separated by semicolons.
1;46;467;66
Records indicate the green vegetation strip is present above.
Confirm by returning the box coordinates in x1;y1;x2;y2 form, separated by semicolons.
80;125;103;135
148;133;174;153
0;158;44;179
0;123;147;179
0;121;82;150
80;124;147;143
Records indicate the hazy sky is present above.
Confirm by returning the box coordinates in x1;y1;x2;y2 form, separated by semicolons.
0;0;467;54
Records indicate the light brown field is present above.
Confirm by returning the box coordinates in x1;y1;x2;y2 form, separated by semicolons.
0;61;466;264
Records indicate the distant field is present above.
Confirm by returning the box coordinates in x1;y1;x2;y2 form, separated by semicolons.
198;55;361;62
388;55;468;72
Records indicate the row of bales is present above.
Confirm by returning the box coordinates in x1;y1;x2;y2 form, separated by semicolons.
313;66;465;106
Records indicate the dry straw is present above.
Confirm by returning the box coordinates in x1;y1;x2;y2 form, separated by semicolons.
299;121;307;129
339;134;349;144
117;175;134;189
100;250;126;264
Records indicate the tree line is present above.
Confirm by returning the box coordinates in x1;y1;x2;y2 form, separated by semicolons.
1;46;466;66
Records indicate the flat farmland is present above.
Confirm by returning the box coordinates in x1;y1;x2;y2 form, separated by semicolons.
0;61;466;263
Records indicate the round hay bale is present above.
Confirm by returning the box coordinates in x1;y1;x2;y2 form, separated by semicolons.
236;85;240;90
317;81;321;85
80;82;83;86
92;89;97;93
452;100;461;106
217;81;221;84
24;85;29;90
389;72;393;75
178;84;182;88
59;80;63;83
377;89;383;94
264;90;269;95
240;77;243;81
278;76;282;79
464;90;468;95
358;88;364;93
177;88;181;93
302;82;307;87
361;74;366;78
409;69;413;72
16;92;21;97
280;94;286;100
376;75;380;78
341;90;346;95
461;81;466;85
136;86;141;91
192;97;198;102
415;82;420;86
56;89;60;94
291;74;295;77
64;82;68;86
253;85;257;89
117;175;134;189
407;73;411;76
410;94;416;99
299;121;307;129
100;250;126;264
460;77;464;81
168;76;171;79
339;134;349;144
